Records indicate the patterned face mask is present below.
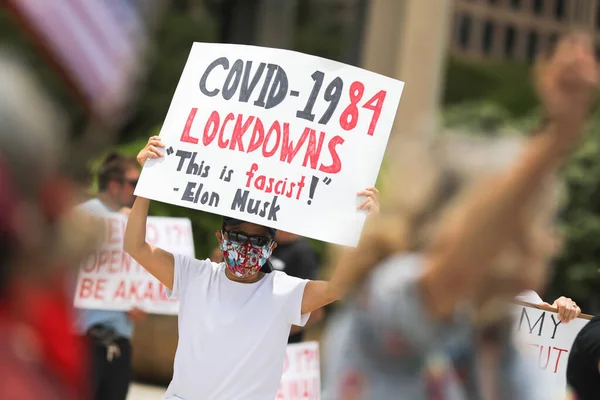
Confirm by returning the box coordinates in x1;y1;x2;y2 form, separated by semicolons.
219;237;274;279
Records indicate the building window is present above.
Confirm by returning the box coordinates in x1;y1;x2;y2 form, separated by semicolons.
482;20;495;55
533;0;544;15
510;0;521;10
554;0;566;20
458;14;473;50
504;26;517;59
526;30;539;62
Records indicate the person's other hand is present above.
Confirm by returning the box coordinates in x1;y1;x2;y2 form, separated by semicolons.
128;307;148;324
552;296;580;323
535;33;599;130
357;187;380;215
137;136;165;167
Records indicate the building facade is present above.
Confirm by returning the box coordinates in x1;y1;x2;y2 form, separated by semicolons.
451;0;600;62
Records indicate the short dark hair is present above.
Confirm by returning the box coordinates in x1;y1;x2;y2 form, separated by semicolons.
97;152;137;192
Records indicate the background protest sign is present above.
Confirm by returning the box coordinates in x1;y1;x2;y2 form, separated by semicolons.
511;302;591;396
277;341;320;400
135;43;404;246
74;214;195;315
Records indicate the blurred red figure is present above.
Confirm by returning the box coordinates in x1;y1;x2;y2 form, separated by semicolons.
0;51;92;399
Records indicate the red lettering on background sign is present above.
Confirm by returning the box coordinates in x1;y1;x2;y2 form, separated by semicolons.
146;223;160;245
78;278;107;300
112;279;165;302
282;354;289;374
276;378;319;399
528;343;569;374
98;250;110;272
296;348;319;373
81;253;98;273
107;217;122;244
79;278;94;299
94;279;107;299
82;249;138;274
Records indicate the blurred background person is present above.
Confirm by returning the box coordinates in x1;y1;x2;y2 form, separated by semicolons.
0;50;96;400
74;152;147;400
321;34;598;399
567;314;600;400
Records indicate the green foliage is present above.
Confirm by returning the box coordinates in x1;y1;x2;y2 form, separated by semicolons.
444;57;538;118
294;0;348;61
552;112;600;310
120;7;219;142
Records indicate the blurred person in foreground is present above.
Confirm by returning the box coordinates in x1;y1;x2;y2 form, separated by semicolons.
321;33;598;400
0;51;95;399
74;152;147;400
566;315;600;399
124;136;379;399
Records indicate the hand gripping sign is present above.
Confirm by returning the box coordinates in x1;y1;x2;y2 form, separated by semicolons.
74;214;195;315
134;43;404;246
512;301;592;398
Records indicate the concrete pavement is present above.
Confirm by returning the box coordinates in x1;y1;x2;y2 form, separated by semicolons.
127;383;166;400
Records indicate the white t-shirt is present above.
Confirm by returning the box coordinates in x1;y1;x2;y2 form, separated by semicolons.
164;254;311;400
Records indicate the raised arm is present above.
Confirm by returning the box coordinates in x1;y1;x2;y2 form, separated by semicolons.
300;187;380;315
324;34;598;321
124;196;175;289
420;34;598;318
123;136;175;290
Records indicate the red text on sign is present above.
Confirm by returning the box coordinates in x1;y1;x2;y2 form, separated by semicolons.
180;109;344;174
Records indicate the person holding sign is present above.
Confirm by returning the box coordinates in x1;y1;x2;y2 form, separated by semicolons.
124;137;380;400
322;33;598;399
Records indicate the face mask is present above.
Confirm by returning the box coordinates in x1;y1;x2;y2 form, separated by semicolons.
219;238;274;278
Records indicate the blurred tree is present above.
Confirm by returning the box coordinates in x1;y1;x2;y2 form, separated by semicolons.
444;57;538;118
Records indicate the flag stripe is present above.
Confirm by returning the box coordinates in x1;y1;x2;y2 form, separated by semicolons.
7;0;150;120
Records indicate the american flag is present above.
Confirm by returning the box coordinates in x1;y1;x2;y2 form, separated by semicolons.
5;0;159;124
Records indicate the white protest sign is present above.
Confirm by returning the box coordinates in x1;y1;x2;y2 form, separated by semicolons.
135;43;404;246
512;302;590;396
277;341;320;400
74;214;195;315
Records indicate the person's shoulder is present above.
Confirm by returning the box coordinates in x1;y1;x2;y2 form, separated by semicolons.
271;270;307;289
177;255;217;270
76;198;107;214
